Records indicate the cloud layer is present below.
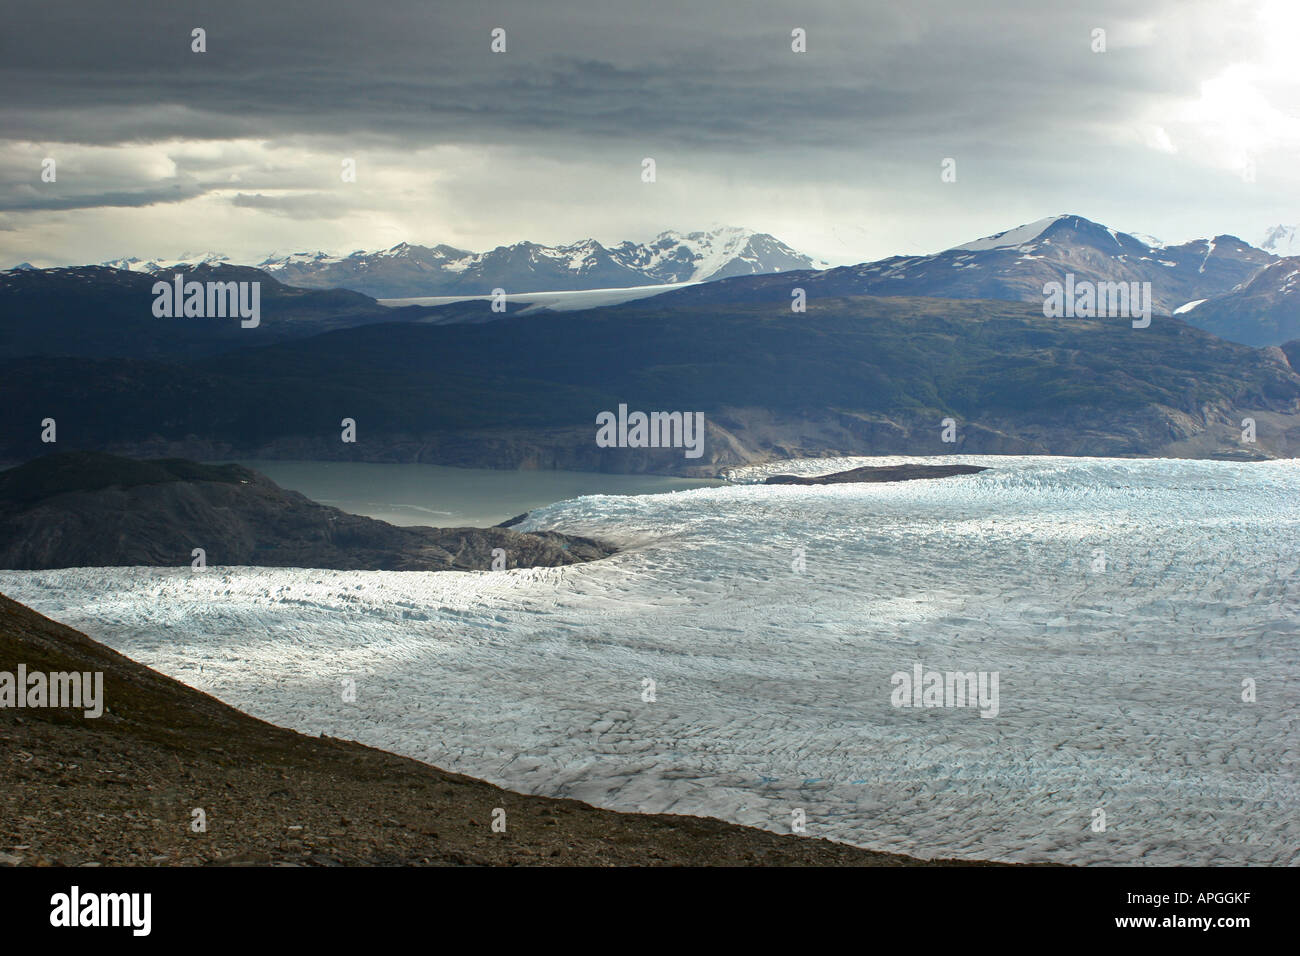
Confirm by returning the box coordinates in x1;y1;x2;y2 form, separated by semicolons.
2;0;1297;267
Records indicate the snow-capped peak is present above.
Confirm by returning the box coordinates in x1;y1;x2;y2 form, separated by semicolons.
1261;225;1300;258
631;226;826;282
258;251;342;268
646;227;760;281
101;252;231;273
1130;232;1166;249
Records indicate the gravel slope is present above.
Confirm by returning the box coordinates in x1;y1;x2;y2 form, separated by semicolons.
0;593;972;867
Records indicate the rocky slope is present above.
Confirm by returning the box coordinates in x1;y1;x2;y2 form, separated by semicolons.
0;593;985;866
0;453;611;571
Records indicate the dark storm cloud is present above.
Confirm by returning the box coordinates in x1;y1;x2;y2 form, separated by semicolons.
0;184;202;212
0;182;207;212
0;0;1254;150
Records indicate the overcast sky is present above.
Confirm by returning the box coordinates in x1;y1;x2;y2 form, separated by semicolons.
1;0;1297;268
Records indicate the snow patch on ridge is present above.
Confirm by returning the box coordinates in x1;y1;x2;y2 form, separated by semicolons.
952;216;1066;252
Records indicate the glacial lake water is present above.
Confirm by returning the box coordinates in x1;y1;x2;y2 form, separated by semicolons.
234;460;723;527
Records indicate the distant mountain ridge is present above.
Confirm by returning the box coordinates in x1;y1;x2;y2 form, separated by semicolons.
93;227;827;299
660;215;1275;315
101;251;232;273
652;214;1294;344
8;214;1296;346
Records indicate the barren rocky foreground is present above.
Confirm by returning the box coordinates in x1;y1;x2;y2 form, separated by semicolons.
0;594;989;867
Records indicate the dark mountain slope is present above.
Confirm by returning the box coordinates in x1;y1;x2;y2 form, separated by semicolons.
0;264;440;361
2;295;1296;469
1181;257;1300;347
190;295;1299;419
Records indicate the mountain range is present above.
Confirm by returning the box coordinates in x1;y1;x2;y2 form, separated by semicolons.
642;215;1300;347
59;216;1299;346
3;214;1299;474
658;215;1272;311
98;227;827;299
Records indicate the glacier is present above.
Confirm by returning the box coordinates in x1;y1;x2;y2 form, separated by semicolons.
2;455;1296;865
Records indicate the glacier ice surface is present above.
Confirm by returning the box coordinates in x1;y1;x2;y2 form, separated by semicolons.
3;455;1297;865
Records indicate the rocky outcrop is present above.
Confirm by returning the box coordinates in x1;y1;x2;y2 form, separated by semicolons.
0;453;612;571
764;464;988;484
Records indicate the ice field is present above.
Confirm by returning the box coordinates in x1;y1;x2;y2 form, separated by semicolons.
4;455;1297;864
